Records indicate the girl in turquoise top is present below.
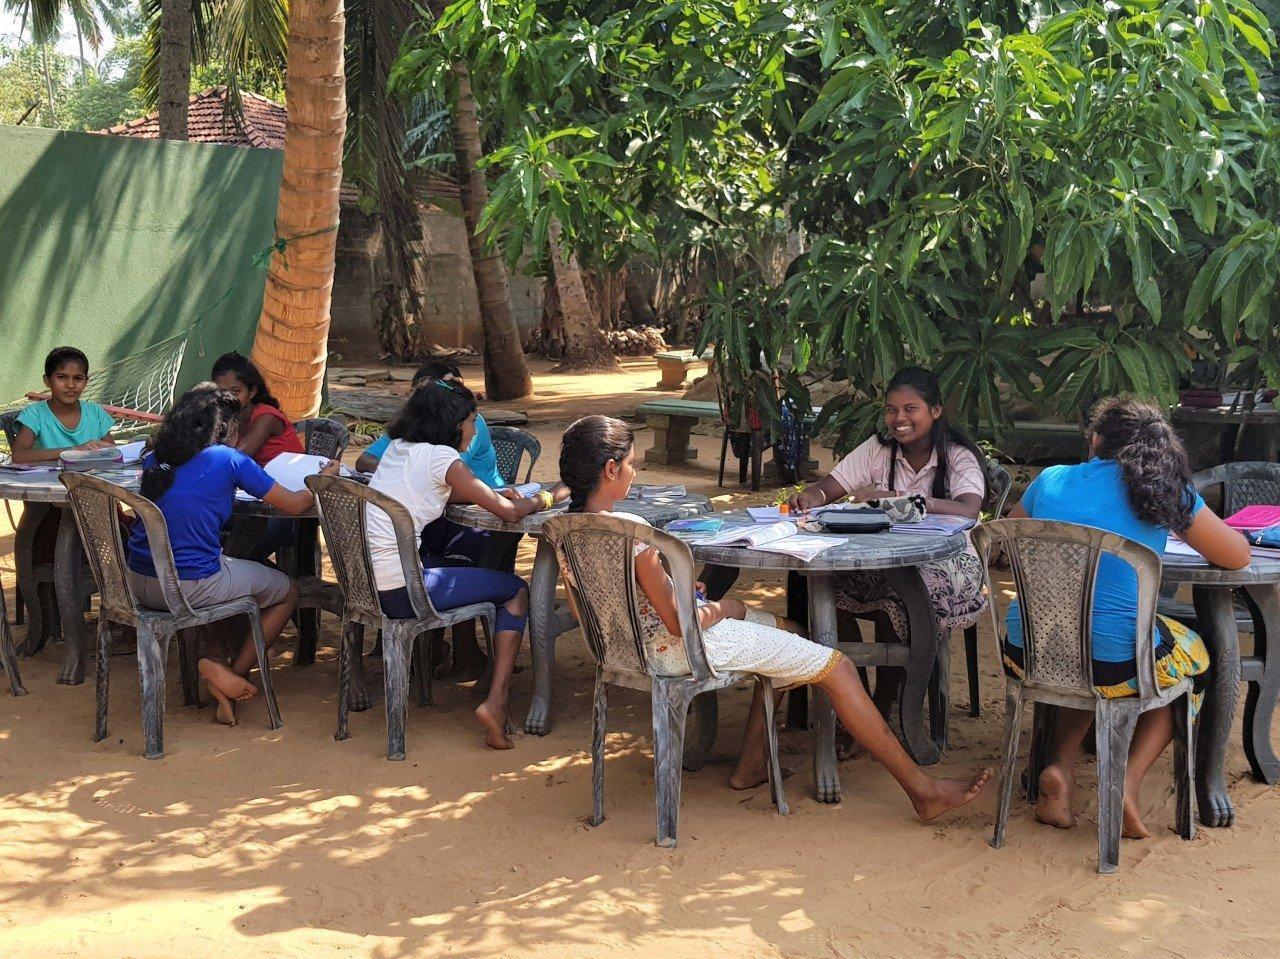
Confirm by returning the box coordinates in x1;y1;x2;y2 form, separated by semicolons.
11;347;115;464
1004;397;1249;839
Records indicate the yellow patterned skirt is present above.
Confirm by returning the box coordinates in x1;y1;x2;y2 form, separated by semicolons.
1002;614;1209;716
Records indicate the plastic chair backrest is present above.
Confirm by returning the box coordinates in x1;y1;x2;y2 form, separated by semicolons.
983;458;1013;518
296;417;352;461
542;512;713;680
972;518;1161;700
1193;461;1280;517
59;472;196;620
488;426;541;485
306;474;435;622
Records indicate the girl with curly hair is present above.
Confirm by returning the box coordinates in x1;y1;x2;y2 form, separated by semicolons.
1004;396;1250;839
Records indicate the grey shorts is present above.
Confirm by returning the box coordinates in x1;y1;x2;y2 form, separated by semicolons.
127;555;293;611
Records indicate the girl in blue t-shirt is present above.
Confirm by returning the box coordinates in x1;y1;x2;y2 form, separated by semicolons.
127;383;338;726
11;347;115;464
1004;396;1249;839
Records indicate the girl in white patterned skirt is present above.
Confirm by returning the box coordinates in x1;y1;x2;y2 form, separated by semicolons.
559;415;990;822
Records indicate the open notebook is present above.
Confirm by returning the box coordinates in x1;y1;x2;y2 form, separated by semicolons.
700;521;841;561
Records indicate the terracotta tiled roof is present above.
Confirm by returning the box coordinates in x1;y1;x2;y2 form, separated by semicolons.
96;86;287;149
95;86;462;208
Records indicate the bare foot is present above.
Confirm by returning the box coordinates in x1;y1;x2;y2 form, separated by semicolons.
835;727;867;762
1034;764;1077;829
198;659;257;701
475;701;514;749
205;683;237;726
1123;798;1150;839
730;763;768;790
913;768;992;822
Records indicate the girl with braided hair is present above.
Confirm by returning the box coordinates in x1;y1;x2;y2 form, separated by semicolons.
1004;395;1250;838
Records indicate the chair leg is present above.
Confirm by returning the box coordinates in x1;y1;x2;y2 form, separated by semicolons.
761;679;789;816
651;680;690;848
750;430;764;492
683;691;718;772
335;617;353;742
991;687;1024;849
176;629;201;708
94;619;112;740
1094;701;1140;874
1173;693;1197;841
0;589;25;697
591;674;608;827
383;625;412;761
137;624;168;760
1024;703;1055;804
928;630;950;751
416;628;440;708
248;613;282;731
964;623;980;717
718;430;729;488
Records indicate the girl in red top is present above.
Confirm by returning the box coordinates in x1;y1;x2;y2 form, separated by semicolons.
211;352;304;467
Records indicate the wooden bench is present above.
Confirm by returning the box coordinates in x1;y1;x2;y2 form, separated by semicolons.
653;349;713;390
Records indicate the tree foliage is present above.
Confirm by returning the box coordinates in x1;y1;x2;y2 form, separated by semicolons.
403;0;1280;447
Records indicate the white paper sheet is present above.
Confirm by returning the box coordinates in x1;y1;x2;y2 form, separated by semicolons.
117;440;147;465
514;482;542;497
752;534;843;562
702;521;799;548
235;452;333;499
747;506;783;523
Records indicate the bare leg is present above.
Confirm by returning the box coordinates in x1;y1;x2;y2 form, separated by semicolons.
476;587;529;749
230;583;299;676
820;657;989;821
1122;706;1174;839
732;613;803;788
731;683;785;789
1035;707;1094;829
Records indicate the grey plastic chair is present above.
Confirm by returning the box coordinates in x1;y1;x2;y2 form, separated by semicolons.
974;518;1195;874
60;473;282;759
1158;461;1280;634
2;408;55;638
306;474;497;760
542;512;787;848
489;426;541;485
296;417;352;461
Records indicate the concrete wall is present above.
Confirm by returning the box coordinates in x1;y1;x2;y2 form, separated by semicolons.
327;204;546;359
0;125;282;405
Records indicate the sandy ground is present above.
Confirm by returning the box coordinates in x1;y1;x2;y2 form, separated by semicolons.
2;357;1280;957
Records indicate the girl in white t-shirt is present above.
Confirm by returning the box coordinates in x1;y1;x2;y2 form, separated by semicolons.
368;380;552;749
559;415;989;822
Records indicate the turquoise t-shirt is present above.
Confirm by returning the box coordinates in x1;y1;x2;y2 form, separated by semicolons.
16;400;114;450
365;413;505;488
1005;459;1205;661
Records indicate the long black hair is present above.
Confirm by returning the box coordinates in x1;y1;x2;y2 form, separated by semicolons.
1089;396;1196;532
559;415;635;512
44;346;89;378
386;378;477;449
877;366;986;501
141;383;241;500
211;351;282;410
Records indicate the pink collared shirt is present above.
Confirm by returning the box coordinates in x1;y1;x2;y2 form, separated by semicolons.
829;436;986;502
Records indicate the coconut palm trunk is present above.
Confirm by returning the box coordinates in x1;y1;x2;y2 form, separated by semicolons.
250;0;346;419
548;216;618;372
156;0;192;138
450;60;533;400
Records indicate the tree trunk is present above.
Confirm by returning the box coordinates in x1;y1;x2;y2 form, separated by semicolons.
450;61;533;400
624;269;658;327
548;216;619;372
157;0;192;139
40;44;55;122
76;24;89;78
250;0;346;419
